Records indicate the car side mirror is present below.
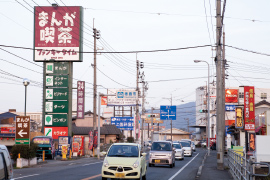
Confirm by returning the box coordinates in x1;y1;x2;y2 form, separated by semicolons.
141;153;147;157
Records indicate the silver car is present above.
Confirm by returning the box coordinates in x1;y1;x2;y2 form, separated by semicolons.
173;143;184;160
149;141;175;168
0;145;13;180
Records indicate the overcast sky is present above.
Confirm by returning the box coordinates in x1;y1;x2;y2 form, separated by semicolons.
1;0;270;121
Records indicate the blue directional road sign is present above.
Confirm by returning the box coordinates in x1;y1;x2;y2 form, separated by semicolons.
160;106;177;120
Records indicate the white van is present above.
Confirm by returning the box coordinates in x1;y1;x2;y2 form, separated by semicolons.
0;145;13;180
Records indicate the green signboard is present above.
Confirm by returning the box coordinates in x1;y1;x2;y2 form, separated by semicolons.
15;139;30;145
44;114;68;127
46;75;68;87
46;62;69;74
45;101;68;113
45;88;68;100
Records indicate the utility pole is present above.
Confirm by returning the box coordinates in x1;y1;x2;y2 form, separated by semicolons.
93;22;100;131
163;94;173;141
185;118;190;138
136;54;139;141
151;107;154;143
216;0;225;170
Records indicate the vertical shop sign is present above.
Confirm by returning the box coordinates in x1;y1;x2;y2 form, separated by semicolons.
244;86;255;130
249;133;255;151
77;81;85;119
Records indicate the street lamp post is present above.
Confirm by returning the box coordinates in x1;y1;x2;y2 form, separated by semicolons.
23;78;30;116
194;60;210;156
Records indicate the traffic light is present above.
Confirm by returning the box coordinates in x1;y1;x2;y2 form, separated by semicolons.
199;109;208;113
147;114;156;118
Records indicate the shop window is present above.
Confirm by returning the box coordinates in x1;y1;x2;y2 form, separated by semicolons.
239;92;244;99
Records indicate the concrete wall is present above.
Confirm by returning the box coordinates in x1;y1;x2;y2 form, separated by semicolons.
17;157;37;168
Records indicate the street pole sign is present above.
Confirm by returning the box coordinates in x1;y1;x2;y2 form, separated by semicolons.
44;114;68;126
45;88;69;100
15;116;30;145
160;106;177;120
45;101;69;113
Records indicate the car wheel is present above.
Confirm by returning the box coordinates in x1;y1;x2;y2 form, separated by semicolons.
102;177;107;180
142;171;146;180
149;163;152;167
170;164;173;168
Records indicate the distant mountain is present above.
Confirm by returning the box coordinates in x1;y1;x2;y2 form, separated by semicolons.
145;102;196;132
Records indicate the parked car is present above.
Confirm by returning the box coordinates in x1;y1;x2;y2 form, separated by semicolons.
32;136;55;159
201;140;207;147
173;142;184;160
101;143;147;180
149;141;175;168
179;141;193;157
0;145;13;180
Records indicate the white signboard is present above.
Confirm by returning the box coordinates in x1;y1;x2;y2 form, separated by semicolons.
102;107;114;118
107;89;141;106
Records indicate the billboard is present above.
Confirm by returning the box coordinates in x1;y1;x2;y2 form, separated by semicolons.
225;89;238;103
77;81;85;119
34;6;83;62
15;116;30;145
107;89;140;106
249;133;255;151
235;107;244;129
244;86;255;130
0;127;15;134
111;117;134;130
44;127;68;139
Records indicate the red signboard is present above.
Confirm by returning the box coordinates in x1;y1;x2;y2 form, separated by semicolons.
101;96;107;105
93;130;98;148
0;127;15;134
77;81;85;119
225;89;238;103
34;6;83;61
44;127;68;139
244;86;255;130
89;131;93;150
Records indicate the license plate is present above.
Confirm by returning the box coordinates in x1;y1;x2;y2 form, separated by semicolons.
115;173;125;178
155;159;160;163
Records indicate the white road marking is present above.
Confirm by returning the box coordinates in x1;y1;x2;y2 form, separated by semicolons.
81;161;103;166
168;153;200;180
14;174;40;179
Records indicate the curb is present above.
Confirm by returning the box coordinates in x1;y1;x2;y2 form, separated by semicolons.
196;153;208;179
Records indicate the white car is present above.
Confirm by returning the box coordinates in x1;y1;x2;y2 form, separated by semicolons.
180;141;193;157
101;143;147;180
0;145;13;180
191;142;196;152
173;143;184;160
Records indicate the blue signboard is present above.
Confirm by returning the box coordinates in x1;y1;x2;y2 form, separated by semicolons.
160;106;177;120
111;117;134;130
225;105;235;111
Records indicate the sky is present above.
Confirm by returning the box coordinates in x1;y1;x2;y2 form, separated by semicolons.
1;0;270;127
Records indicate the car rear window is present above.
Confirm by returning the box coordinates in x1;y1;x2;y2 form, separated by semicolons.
180;141;190;147
107;145;139;157
173;143;182;149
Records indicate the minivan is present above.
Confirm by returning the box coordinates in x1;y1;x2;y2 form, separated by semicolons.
0;145;13;180
32;136;55;159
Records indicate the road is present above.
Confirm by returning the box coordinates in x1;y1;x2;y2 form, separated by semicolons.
13;148;206;180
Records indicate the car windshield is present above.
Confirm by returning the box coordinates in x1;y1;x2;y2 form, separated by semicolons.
107;145;139;157
180;141;190;147
173;143;181;149
151;142;172;151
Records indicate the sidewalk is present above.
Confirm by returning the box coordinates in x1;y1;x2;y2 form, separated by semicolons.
199;151;233;180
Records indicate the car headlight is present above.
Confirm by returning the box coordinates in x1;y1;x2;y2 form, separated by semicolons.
103;158;109;167
133;160;140;168
167;153;171;157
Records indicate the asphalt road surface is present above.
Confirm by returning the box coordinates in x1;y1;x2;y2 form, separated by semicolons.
13;148;206;180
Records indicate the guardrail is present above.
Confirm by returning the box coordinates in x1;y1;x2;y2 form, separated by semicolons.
228;149;270;180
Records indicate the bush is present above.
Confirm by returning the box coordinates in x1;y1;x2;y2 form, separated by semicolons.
11;143;39;161
127;137;134;143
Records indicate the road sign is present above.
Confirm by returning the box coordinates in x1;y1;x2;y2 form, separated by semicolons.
15;116;30;145
45;101;69;113
46;88;69;100
44;127;68;139
45;114;68;126
116;90;137;99
111;117;134;130
46;75;68;87
160;106;177;120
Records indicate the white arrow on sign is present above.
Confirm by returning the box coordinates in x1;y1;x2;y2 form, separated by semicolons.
161;110;176;119
18;129;27;137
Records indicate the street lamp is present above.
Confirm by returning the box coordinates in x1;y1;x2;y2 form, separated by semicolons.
194;60;210;156
23;78;30;116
